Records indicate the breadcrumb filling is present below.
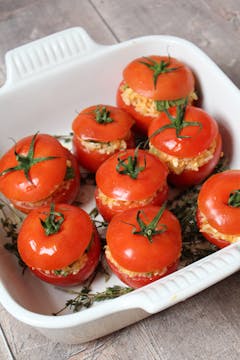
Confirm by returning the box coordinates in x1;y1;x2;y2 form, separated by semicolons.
79;137;127;155
32;253;89;277
120;83;197;117
199;211;240;244
149;139;217;175
97;187;163;209
105;246;167;278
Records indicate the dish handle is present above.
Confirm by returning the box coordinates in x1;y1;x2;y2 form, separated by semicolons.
4;27;106;86
125;242;240;315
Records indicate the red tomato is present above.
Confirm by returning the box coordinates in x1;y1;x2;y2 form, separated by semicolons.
148;105;222;186
18;204;101;286
72;105;135;172
0;134;80;213
197;170;240;248
105;205;182;288
117;56;195;134
123;56;195;101
95;149;169;222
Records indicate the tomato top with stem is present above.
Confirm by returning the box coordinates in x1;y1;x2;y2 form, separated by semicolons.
148;105;219;158
17;204;94;270
96;148;168;201
0;134;70;202
106;205;182;272
123;55;195;100
72;105;135;142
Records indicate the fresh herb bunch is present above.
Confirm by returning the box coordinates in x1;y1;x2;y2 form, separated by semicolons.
53;285;133;315
0;199;26;270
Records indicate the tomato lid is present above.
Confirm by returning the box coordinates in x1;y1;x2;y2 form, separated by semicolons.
149;106;219;158
72;105;134;142
17;204;93;270
106;206;182;272
198;170;240;235
96;149;168;201
0;134;68;202
123;55;195;100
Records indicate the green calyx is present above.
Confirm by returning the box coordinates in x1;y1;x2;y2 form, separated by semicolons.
149;101;202;140
155;97;188;112
127;204;168;243
139;56;181;89
0;133;58;183
40;203;64;236
116;146;146;179
94;106;114;124
228;189;240;208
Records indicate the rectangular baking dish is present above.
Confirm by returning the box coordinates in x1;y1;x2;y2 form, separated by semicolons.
0;27;240;344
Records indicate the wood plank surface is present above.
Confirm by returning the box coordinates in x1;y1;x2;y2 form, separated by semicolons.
0;1;240;359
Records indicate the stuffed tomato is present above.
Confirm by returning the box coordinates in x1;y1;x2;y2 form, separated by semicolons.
72;105;135;172
197;170;240;248
0;133;80;213
105;205;182;288
95;148;169;222
17;203;101;286
148;104;222;187
116;55;196;134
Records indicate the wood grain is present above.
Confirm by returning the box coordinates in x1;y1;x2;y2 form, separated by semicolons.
0;1;240;359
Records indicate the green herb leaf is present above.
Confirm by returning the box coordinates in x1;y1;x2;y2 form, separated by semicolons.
228;189;240;208
139;56;181;88
64;166;75;181
40;203;64;236
0;133;59;183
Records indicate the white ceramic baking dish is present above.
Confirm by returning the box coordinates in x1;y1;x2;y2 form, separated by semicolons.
0;27;240;344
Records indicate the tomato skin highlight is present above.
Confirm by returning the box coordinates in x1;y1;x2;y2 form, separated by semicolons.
197;170;240;248
30;229;101;286
72;105;135;172
123;56;195;101
18;204;98;271
95;149;169;221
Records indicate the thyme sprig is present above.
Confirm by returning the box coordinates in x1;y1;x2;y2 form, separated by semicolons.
116;146;146;179
53;285;133;315
0;199;26;270
0;133;58;183
54;132;73;144
139;56;181;88
149;101;202;140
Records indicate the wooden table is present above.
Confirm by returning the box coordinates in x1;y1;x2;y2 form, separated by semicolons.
0;1;240;359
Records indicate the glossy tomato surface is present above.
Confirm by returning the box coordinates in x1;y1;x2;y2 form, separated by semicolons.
96;149;168;201
123;56;195;100
72;132;135;173
31;228;101;286
11;149;80;213
72;104;135;142
106;206;182;273
197;170;240;241
18;204;95;271
0;134;69;202
149;106;219;158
